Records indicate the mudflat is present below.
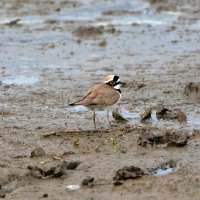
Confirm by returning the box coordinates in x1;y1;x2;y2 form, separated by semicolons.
0;0;200;199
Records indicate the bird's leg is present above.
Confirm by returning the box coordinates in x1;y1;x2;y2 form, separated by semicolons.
106;110;111;129
93;110;96;129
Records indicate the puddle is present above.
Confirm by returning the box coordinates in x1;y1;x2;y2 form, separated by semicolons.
148;160;176;176
68;105;114;116
65;184;80;191
187;114;200;127
119;109;140;120
68;106;200;130
118;108;157;125
0;0;193;82
187;20;200;31
68;105;88;112
99;11;179;26
2;76;39;86
119;109;200;129
0;0;179;26
153;167;174;176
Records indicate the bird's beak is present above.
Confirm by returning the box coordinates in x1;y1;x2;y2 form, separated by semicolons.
119;81;126;87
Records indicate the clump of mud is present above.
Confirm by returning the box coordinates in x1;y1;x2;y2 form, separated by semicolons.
138;128;189;147
122;80;146;90
102;10;142;16
4;19;21;27
184;82;200;102
156;104;170;119
112;109;128;123
28;161;80;179
156;104;187;122
30;147;46;158
73;26;116;37
0;108;10;116
113;160;176;186
140;107;152;121
98;40;107;47
113;166;144;182
82;176;95;187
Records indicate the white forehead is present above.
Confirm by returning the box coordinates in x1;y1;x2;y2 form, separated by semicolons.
103;75;115;83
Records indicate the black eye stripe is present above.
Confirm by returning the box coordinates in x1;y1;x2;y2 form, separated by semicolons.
107;81;120;86
113;75;119;82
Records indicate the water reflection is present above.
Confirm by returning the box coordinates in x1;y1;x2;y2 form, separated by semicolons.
2;76;39;86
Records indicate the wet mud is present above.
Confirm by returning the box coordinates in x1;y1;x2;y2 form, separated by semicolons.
185;82;200;102
113;166;145;181
137;127;189;147
1;0;200;199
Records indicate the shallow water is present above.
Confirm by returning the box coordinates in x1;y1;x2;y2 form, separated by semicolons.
0;0;179;26
68;106;200;130
120;109;200;129
153;167;175;176
0;0;189;73
2;76;39;85
65;184;80;191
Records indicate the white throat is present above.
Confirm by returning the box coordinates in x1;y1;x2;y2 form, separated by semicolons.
114;84;121;90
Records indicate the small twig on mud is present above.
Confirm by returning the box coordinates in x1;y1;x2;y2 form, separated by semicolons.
42;132;70;140
61;90;65;104
41;132;57;138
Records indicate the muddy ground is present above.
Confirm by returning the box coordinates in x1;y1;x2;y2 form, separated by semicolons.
0;0;200;199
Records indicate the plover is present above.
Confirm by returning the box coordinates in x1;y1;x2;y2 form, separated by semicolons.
69;75;123;129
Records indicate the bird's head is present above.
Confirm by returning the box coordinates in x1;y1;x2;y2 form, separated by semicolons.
103;75;124;90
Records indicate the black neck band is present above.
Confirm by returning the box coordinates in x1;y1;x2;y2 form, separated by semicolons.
116;89;121;93
106;82;121;93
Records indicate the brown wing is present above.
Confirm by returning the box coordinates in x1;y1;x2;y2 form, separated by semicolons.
69;84;99;106
69;83;120;106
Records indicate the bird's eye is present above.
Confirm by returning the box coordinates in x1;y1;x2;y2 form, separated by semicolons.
110;81;115;85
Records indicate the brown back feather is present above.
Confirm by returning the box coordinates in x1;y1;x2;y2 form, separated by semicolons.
70;83;120;106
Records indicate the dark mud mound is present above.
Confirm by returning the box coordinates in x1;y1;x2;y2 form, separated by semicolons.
184;82;200;102
113;160;176;186
140;107;152;121
138;128;189;147
82;176;95;186
4;19;21;26
112;110;128;123
73;26;116;38
156;104;187;122
27;161;80;179
156;104;170;119
113;166;144;181
30;147;46;157
163;109;187;122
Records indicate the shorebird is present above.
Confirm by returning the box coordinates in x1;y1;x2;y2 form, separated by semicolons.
69;75;123;129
